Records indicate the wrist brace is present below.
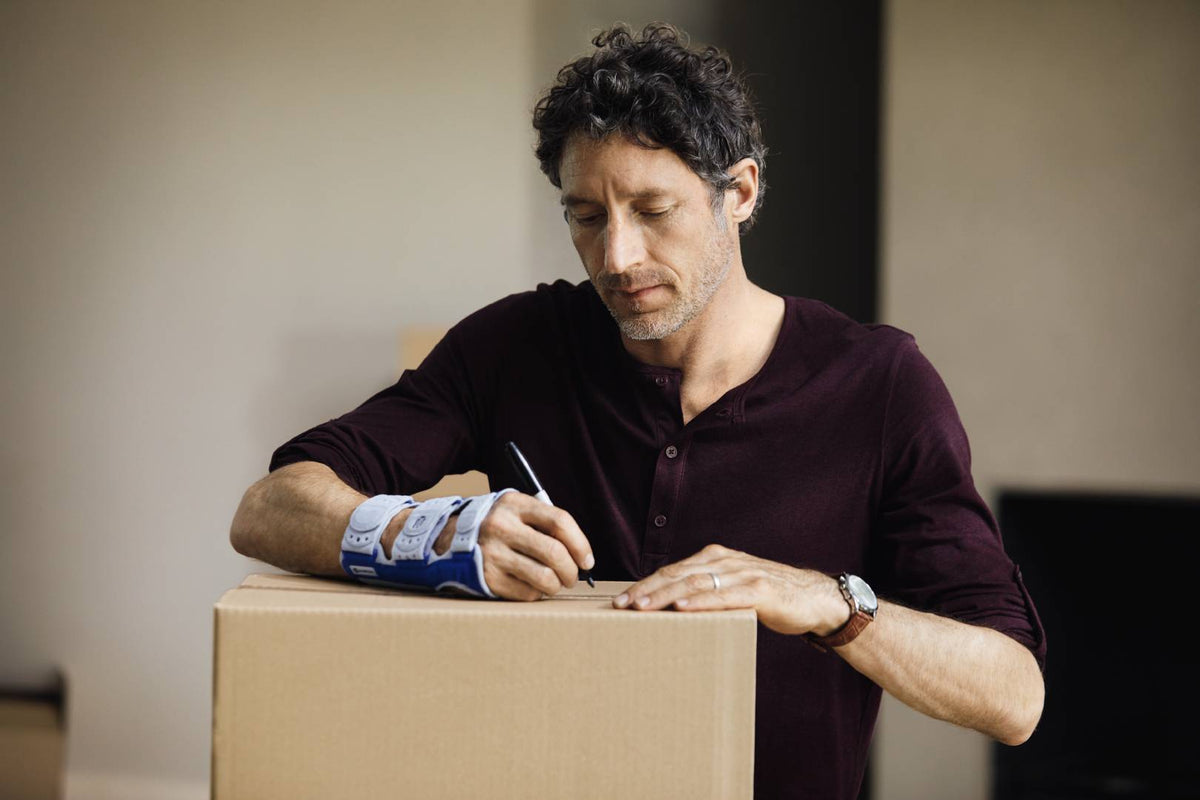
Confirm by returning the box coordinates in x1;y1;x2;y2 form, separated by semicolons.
340;489;516;598
340;494;418;575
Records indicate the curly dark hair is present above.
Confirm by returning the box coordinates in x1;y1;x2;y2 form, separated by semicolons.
533;23;767;234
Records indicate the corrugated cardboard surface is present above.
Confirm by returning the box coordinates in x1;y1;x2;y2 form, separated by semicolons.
213;573;756;799
0;698;64;800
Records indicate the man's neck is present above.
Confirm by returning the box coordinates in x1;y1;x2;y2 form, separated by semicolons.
620;267;784;392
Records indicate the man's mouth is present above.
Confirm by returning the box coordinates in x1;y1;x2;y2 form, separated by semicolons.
613;285;664;302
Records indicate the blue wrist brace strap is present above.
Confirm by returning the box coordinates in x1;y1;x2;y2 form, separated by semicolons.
340;490;515;598
340;494;417;572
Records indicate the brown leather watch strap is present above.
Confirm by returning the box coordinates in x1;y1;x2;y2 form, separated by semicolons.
807;609;873;651
805;573;877;652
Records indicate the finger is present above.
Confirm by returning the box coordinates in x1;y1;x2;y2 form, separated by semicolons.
635;570;732;610
614;563;684;608
674;580;761;612
638;563;756;610
503;493;596;571
488;542;565;596
482;558;546;602
616;554;746;609
504;523;578;588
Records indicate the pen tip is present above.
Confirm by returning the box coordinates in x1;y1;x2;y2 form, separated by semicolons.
586;572;595;588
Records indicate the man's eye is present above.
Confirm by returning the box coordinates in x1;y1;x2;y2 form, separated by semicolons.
640;208;670;219
571;213;604;226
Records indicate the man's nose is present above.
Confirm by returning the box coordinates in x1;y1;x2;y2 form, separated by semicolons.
603;216;645;274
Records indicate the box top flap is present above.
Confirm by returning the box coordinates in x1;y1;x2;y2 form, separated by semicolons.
216;572;755;622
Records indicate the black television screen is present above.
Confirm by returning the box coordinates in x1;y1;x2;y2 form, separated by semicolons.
993;490;1200;800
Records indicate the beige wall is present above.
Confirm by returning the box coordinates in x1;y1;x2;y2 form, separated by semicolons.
1;1;535;796
879;1;1200;797
0;1;717;796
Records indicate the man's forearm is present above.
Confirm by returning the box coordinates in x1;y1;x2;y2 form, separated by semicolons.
615;546;1046;745
231;461;461;576
837;599;1044;745
230;463;592;601
230;461;367;576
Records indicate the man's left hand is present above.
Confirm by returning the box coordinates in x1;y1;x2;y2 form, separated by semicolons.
613;544;851;637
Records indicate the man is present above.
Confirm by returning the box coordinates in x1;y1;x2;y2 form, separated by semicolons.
231;24;1045;798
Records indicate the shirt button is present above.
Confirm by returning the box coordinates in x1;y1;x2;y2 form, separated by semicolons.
716;408;731;418
654;376;668;387
653;514;668;527
665;445;678;458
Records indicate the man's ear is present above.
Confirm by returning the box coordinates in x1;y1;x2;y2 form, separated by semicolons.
725;158;759;226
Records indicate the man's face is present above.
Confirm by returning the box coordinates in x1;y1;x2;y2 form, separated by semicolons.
558;135;736;341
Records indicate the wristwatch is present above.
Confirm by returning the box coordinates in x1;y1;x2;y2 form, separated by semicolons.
808;573;878;651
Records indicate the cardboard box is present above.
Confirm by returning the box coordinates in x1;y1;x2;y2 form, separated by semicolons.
213;573;756;799
0;696;65;800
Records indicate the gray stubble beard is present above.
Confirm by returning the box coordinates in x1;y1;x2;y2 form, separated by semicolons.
598;216;735;342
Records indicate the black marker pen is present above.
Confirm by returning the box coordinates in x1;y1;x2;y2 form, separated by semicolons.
504;441;595;588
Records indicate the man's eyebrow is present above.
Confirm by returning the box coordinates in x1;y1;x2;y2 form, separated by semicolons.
561;189;673;207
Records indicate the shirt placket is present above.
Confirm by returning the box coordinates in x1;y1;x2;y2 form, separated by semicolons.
640;371;687;575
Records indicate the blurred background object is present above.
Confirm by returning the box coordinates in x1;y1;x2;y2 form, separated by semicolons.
994;492;1200;799
0;671;66;800
2;1;1197;798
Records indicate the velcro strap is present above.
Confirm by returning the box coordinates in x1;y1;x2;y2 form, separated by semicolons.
341;494;417;559
390;496;463;562
446;488;517;555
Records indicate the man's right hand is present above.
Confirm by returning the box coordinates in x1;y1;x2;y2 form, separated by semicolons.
381;491;594;601
476;492;595;600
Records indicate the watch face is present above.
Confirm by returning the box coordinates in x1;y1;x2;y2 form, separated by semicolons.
846;574;878;613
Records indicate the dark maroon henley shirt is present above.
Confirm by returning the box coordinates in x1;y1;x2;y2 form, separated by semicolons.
271;279;1046;799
